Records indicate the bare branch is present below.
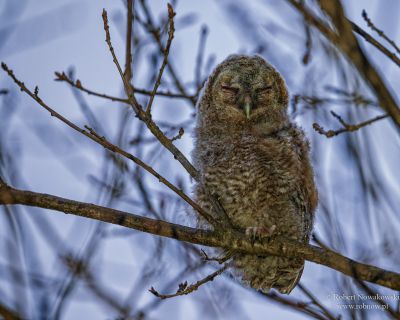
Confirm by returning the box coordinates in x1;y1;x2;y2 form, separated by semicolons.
102;9;198;179
145;3;175;115
1;62;216;225
356;281;400;319
286;0;400;128
101;8;233;229
313;111;388;138
194;25;208;89
170;127;184;142
298;284;338;320
259;291;332;320
362;10;400;56
124;0;134;82
55;72;129;103
55;71;194;102
138;0;196;105
350;21;400;68
149;264;229;299
1;184;400;291
302;21;313;65
62;255;129;315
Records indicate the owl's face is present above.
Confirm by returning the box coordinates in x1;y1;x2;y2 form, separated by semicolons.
208;56;288;126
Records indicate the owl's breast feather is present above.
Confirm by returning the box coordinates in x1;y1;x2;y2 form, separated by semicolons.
201;133;302;206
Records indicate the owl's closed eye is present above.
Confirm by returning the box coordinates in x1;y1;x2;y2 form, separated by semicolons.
210;62;288;123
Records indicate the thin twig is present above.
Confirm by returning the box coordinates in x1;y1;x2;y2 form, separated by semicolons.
55;71;128;103
131;262;205;317
362;10;400;56
138;0;196;106
354;280;400;320
294;94;378;110
145;3;175;115
55;71;194;102
350;21;400;68
62;255;129;315
312;111;388;138
149;263;229;299
194;25;208;89
170;127;184;142
102;8;196;175
298;283;338;320
124;0;134;82
302;21;312;65
286;0;400;127
1;62;216;225
259;291;332;320
65;69;104;134
101;8;232;228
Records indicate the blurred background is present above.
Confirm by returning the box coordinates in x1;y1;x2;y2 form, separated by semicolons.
1;0;400;319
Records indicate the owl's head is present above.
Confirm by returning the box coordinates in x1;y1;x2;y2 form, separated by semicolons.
197;55;289;131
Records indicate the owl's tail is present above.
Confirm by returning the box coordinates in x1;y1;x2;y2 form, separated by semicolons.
234;255;304;295
273;261;304;294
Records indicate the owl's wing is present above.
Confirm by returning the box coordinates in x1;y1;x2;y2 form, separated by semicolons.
291;187;313;242
281;188;312;294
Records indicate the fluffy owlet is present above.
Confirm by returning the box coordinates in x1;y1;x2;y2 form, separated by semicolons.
192;55;318;294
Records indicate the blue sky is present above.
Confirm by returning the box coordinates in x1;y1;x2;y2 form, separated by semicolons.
1;0;399;319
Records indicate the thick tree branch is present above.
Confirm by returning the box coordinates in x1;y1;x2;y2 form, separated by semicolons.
1;183;400;291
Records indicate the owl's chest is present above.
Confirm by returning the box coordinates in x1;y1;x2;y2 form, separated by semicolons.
202;137;299;204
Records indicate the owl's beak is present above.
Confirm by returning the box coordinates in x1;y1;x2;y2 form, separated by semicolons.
244;103;252;119
242;95;252;119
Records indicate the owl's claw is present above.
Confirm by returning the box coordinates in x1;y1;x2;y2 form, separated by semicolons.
246;225;276;240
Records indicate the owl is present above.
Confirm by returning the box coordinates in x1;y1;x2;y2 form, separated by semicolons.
192;55;318;294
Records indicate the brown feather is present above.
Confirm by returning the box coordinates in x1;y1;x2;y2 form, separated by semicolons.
192;55;318;294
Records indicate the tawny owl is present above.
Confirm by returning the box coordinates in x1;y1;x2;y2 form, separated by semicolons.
192;55;318;294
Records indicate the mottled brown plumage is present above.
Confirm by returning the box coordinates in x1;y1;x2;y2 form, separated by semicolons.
192;55;318;294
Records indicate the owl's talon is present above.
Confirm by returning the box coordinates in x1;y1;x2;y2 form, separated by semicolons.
246;225;276;240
